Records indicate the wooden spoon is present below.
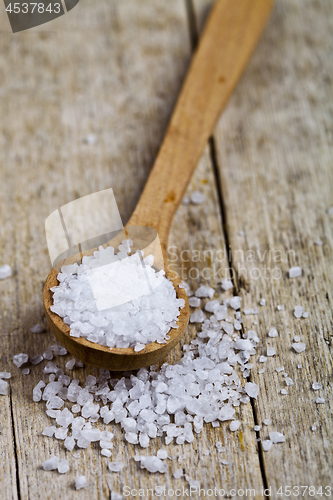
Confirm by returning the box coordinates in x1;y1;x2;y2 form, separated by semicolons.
44;0;273;371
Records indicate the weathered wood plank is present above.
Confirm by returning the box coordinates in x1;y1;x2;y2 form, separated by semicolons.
192;0;333;495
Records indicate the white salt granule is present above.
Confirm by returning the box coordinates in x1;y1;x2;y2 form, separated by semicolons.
315;239;323;246
267;347;276;357
268;328;278;338
22;368;30;375
64;436;75;451
259;368;265;374
157;449;168;460
31;355;43;365
312;382;322;390
65;359;76;370
43;351;53;361
281;389;288;395
135;456;167;474
245;382;259;399
254;425;261;431
101;449;112;457
83;133;97;145
276;366;284;373
229;296;242;310
190;191;206;204
327;207;333;215
277;305;284;311
262;440;272;451
50;345;67;356
311;424;317;431
229;420;240;432
0;372;11;379
108;462;124;472
42;456;59;471
297;364;302;369
111;493;123;500
188;297;201;308
221;279;233;291
260;298;266;306
57;459;69;474
182;196;190;205
0;264;12;280
75;476;88;490
33;381;45;402
315;398;325;404
30;324;45;333
264;419;271;426
292;342;306;353
303;311;309;318
13;353;28;368
51;241;184;350
294;336;300;342
173;469;183;479
289;267;302;278
190;310;206;323
0;379;8;395
269;431;285;443
42;426;56;437
259;356;267;363
285;378;293;386
243;308;259;315
294;306;304;318
195;285;215;299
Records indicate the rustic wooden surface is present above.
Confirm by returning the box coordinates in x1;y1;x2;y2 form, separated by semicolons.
0;0;332;499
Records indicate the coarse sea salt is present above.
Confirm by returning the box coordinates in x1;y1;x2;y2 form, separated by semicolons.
30;324;45;333
0;264;12;280
51;240;185;349
292;342;306;353
190;191;206;205
268;328;278;338
75;476;88;490
312;382;322;390
13;353;28;368
0;379;8;395
289;266;302;278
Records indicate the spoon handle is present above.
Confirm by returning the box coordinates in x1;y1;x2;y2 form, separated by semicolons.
129;0;273;245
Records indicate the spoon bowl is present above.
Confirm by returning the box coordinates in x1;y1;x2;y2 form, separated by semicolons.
43;0;273;370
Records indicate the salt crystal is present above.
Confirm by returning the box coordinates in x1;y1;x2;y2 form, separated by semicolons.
229;296;242;310
294;306;304;318
0;264;12;280
195;286;214;299
281;389;288;395
258;368;265;374
55;428;68;440
277;305;284;311
13;353;28;368
328;207;333;215
33;380;45;402
136;456;167;474
254;425;261;431
221;279;233;291
302;311;309;318
101;449;112;457
188;297;201;308
31;355;43;365
315;239;323;246
30;324;45;333
311;424;317;431
42;426;56;437
269;431;285;443
294;336;301;342
262;440;272;451
267;347;276;357
173;469;183;479
44;362;59;374
134;344;145;352
312;382;322;390
57;459;69;474
0;379;8;395
245;382;259;399
190;191;206;204
50;345;67;355
229;420;240;432
22;368;30;375
83;133;97;145
315;398;325;404
289;266;302;278
157;449;168;460
285;378;293;386
0;372;11;379
260;298;266;306
190;310;206;323
64;436;75;451
220;459;229;465
268;328;278;338
292;342;306;353
264;419;271;425
75;476;88;490
182;196;190;205
297;364;302;369
42;456;59;470
259;356;267;363
108;462;124;472
276;366;284;373
189;479;200;488
111;493;123;500
76;361;84;368
65;359;76;370
243;308;259;315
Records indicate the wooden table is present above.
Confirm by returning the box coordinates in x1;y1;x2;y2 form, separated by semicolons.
0;1;332;499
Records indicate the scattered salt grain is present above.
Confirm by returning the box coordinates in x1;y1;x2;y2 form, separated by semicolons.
297;364;302;369
30;324;45;333
173;469;183;479
245;382;259;399
195;285;215;299
292;342;306;353
258;368;265;374
254;425;261;431
259;356;267;363
157;449;168;460
111;493;123;500
0;264;12;280
42;456;59;471
276;366;284;373
190;191;206;204
315;239;323;246
83;133;97;145
281;389;288;395
294;336;301;342
135;456;167;474
312;382;322;390
264;419;271;426
315;398;325;404
33;381;45;402
57;459;69;474
101;449;112;457
75;476;88;490
260;298;266;306
188;297;201;308
269;431;285;443
22;368;30;375
285;378;293;386
43;351;53;361
182;196;190;205
0;372;11;379
64;436;75;451
229;296;242;310
267;347;276;357
108;462;124;472
65;359;76;370
42;426;56;437
294;306;304;318
190;310;206;323
243;308;259;315
229;420;240;432
289;267;302;278
0;379;8;395
302;311;309;318
268;328;278;338
277;305;284;311
221;279;233;291
311;424;317;431
13;353;28;368
262;440;272;451
31;355;43;365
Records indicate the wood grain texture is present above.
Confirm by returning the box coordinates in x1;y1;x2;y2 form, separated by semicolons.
0;0;263;498
193;0;333;496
